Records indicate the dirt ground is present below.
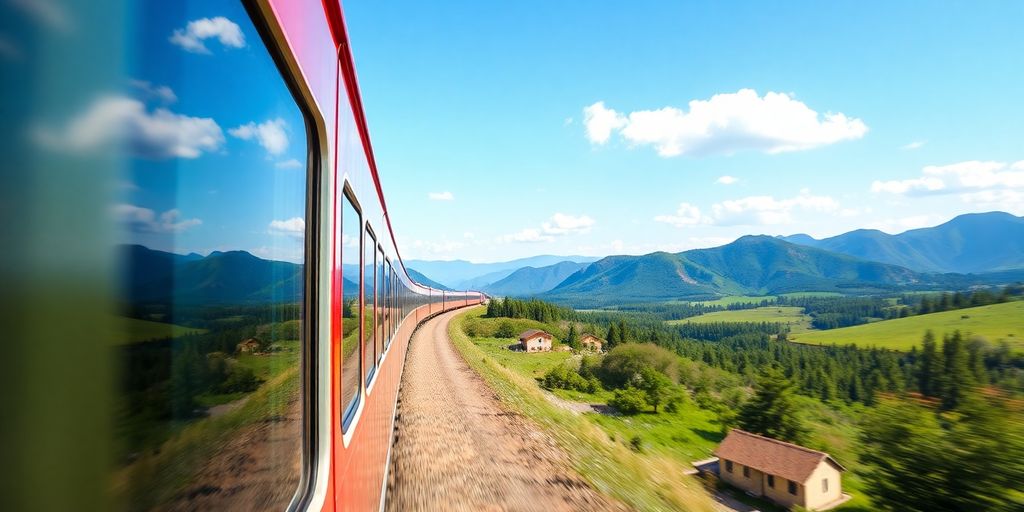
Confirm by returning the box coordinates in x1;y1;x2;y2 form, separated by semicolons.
385;308;626;512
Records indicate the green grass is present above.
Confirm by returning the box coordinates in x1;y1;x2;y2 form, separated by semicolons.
470;336;573;379
789;301;1024;352
692;295;776;306
115;316;206;344
668;306;813;333
589;402;723;462
779;291;845;298
450;308;717;511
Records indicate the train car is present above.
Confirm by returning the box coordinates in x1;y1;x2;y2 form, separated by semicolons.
0;0;481;510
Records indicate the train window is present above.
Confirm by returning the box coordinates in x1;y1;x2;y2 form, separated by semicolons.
364;228;377;384
377;246;385;360
384;260;392;346
110;2;306;509
340;192;361;428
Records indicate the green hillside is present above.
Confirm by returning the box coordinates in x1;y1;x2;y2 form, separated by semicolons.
116;316;206;344
544;236;932;306
668;306;813;333
789;301;1024;351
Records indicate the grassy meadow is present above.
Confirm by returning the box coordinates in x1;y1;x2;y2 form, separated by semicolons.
789;301;1024;352
668;306;814;333
116;316;206;344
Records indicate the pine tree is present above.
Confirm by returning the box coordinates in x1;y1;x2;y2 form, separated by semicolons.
566;324;580;351
605;324;619;351
917;331;941;397
738;366;807;443
939;331;972;411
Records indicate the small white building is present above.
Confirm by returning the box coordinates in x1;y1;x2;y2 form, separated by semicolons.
518;329;553;353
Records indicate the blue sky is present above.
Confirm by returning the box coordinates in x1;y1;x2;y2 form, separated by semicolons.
47;1;310;262
344;0;1024;262
34;1;1020;265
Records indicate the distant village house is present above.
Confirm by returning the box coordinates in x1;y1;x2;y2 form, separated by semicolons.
237;338;261;353
715;429;847;511
580;334;604;352
518;329;553;353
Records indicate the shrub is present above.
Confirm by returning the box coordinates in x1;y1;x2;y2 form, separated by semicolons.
219;365;260;393
609;387;649;415
599;343;679;389
629;435;644;452
542;363;599;393
495;321;516;339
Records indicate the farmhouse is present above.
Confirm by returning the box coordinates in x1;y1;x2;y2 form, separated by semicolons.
237;338;261;353
579;334;603;352
518;329;553;353
715;429;846;511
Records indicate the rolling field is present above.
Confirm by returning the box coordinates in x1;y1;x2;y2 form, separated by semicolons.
116;316;206;344
690;295;775;306
668;306;813;333
789;301;1024;352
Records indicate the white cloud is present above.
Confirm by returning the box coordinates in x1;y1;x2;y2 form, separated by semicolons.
113;204;201;233
170;17;246;54
959;189;1024;215
902;140;927;150
584;89;867;157
654;202;707;227
711;192;840;226
657;191;841;228
408;239;466;258
583;101;627;144
428;191;454;201
38;95;224;159
129;79;177;103
230;118;288;156
872;160;1024;197
541;213;595;235
275;159;303;170
501;213;595;243
269;217;305;238
716;175;739;185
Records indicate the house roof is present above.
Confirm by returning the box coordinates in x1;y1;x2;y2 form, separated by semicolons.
714;429;845;484
580;334;603;343
519;329;552;341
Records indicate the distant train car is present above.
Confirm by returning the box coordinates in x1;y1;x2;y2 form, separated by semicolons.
0;0;482;510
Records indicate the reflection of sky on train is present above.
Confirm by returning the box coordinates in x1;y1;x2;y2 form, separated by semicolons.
36;2;307;262
344;1;1024;262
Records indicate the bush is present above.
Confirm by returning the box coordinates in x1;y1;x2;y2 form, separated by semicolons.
609;387;649;415
599;343;679;389
664;388;688;413
219;365;261;393
629;435;644;452
495;321;516;339
542;363;599;393
578;354;602;379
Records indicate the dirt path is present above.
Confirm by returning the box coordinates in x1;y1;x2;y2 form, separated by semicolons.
386;308;626;512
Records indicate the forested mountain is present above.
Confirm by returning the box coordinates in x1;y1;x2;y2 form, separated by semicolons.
122;245;305;304
482;261;588;296
543;236;932;305
780;211;1024;273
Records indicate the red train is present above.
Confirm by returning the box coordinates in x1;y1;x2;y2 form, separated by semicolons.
0;0;481;510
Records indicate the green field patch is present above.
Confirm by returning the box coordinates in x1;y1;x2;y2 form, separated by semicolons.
470;336;572;380
667;306;813;333
692;295;776;306
789;301;1024;352
779;291;845;298
116;316;206;344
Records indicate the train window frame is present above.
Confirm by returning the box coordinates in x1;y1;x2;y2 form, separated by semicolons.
340;185;362;433
376;244;385;363
364;226;378;387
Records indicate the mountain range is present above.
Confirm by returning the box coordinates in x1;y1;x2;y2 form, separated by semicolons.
541;236;933;306
119;211;1024;306
779;211;1024;274
405;254;599;290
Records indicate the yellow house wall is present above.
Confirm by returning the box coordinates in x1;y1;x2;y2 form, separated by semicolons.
762;474;804;509
804;461;843;510
719;459;764;496
523;336;552;352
